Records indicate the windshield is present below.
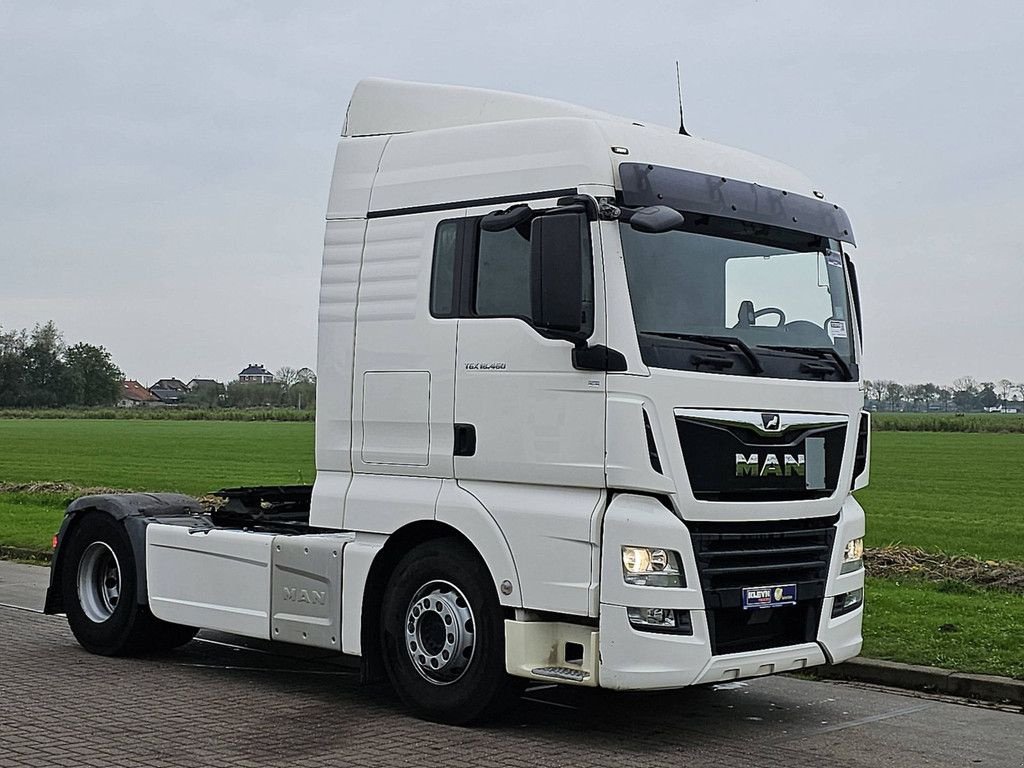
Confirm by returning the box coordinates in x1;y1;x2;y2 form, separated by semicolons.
620;217;858;381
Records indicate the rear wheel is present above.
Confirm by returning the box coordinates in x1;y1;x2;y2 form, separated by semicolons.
62;513;197;656
380;538;519;724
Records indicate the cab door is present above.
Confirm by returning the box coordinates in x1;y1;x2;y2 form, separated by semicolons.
451;200;607;615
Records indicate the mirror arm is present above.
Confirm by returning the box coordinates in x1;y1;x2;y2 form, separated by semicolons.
556;194;599;221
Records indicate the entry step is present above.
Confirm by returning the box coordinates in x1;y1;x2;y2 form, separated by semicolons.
531;666;590;683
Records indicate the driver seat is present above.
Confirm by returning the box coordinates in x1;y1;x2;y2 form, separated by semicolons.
736;300;756;328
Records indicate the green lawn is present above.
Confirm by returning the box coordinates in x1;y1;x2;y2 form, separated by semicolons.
0;419;314;495
3;418;1024;679
855;432;1024;562
864;576;1024;679
0;492;68;551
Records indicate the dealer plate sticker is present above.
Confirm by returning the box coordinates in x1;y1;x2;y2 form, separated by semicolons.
742;584;797;610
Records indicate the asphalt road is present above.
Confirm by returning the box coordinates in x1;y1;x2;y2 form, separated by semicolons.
1;562;1021;768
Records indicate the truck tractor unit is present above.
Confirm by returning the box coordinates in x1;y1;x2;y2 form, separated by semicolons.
46;79;869;724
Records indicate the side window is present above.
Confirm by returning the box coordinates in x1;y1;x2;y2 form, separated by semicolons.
474;226;533;319
428;209;594;335
430;220;459;317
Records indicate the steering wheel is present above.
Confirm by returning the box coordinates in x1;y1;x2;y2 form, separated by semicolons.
737;301;787;327
753;307;786;326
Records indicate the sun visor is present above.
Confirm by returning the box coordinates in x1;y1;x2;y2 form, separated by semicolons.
619;163;855;245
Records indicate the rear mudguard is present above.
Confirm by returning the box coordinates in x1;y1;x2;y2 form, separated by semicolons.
44;493;204;614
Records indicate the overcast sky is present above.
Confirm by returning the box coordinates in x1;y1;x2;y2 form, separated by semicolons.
2;1;1022;386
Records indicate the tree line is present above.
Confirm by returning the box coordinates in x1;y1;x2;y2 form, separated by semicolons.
200;370;316;410
864;378;1024;412
0;322;122;407
1;321;316;409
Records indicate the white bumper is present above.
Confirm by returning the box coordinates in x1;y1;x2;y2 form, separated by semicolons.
596;493;864;690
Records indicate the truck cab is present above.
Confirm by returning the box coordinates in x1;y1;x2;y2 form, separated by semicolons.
47;79;868;724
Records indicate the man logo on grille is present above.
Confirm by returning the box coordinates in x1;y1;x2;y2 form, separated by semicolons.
761;412;781;430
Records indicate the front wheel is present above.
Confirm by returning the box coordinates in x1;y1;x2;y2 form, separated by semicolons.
380;538;519;724
62;513;196;656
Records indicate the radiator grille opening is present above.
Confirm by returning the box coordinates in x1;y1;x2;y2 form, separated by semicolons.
689;516;837;654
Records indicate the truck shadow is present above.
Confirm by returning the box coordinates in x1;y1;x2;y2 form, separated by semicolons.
157;632;854;764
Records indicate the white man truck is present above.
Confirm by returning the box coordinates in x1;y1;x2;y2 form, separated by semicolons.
45;79;869;724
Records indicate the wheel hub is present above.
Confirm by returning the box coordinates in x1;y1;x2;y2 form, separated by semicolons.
404;580;475;685
77;541;122;623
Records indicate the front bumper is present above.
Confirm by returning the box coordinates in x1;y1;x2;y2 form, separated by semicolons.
597;493;864;690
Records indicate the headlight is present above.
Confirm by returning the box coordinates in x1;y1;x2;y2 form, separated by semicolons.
841;537;864;574
621;546;684;587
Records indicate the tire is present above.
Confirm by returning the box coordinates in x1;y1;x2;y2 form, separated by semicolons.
380;537;520;724
62;513;197;656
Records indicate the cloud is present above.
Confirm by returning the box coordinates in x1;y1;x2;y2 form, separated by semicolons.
2;1;1022;383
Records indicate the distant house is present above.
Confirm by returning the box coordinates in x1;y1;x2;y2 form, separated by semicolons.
187;378;224;393
150;377;189;405
118;380;161;408
238;364;274;384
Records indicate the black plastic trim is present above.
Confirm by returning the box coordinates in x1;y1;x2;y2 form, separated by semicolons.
642;408;663;474
572;344;627;372
852;412;869;481
367;188;577;219
454;423;477;457
619;163;855;245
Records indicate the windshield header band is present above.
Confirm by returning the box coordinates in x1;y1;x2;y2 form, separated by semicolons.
618;163;856;246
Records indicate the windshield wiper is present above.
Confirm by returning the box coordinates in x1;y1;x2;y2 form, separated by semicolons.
642;332;764;375
757;345;852;380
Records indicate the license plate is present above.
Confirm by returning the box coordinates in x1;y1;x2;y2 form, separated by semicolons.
742;584;797;610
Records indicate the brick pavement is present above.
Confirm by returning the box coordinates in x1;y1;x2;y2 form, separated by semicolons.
1;605;1021;768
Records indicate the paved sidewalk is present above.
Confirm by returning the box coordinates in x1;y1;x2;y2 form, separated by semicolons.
0;560;49;611
1;561;1021;767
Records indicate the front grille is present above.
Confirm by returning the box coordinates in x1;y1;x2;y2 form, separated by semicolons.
677;417;846;501
689;516;837;654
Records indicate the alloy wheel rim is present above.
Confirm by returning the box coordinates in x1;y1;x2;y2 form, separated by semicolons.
403;580;476;685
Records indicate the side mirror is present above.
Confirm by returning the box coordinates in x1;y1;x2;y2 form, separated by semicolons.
530;212;589;344
628;205;685;233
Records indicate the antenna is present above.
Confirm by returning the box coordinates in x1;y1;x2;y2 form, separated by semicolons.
675;61;690;136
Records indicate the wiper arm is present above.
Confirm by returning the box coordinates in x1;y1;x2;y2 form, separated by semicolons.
758;345;853;380
642;332;764;375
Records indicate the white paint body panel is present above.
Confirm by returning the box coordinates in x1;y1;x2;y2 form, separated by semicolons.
147;526;275;639
360;371;430;465
460;481;603;616
142;80;867;693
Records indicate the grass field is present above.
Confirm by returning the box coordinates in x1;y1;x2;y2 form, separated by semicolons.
2;417;1023;679
0;492;68;551
3;418;1020;563
0;419;314;494
855;431;1024;562
864;577;1024;679
871;412;1024;433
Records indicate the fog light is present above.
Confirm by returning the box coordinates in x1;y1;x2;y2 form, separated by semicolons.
621;546;684;587
841;537;864;574
627;607;693;635
831;588;864;618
